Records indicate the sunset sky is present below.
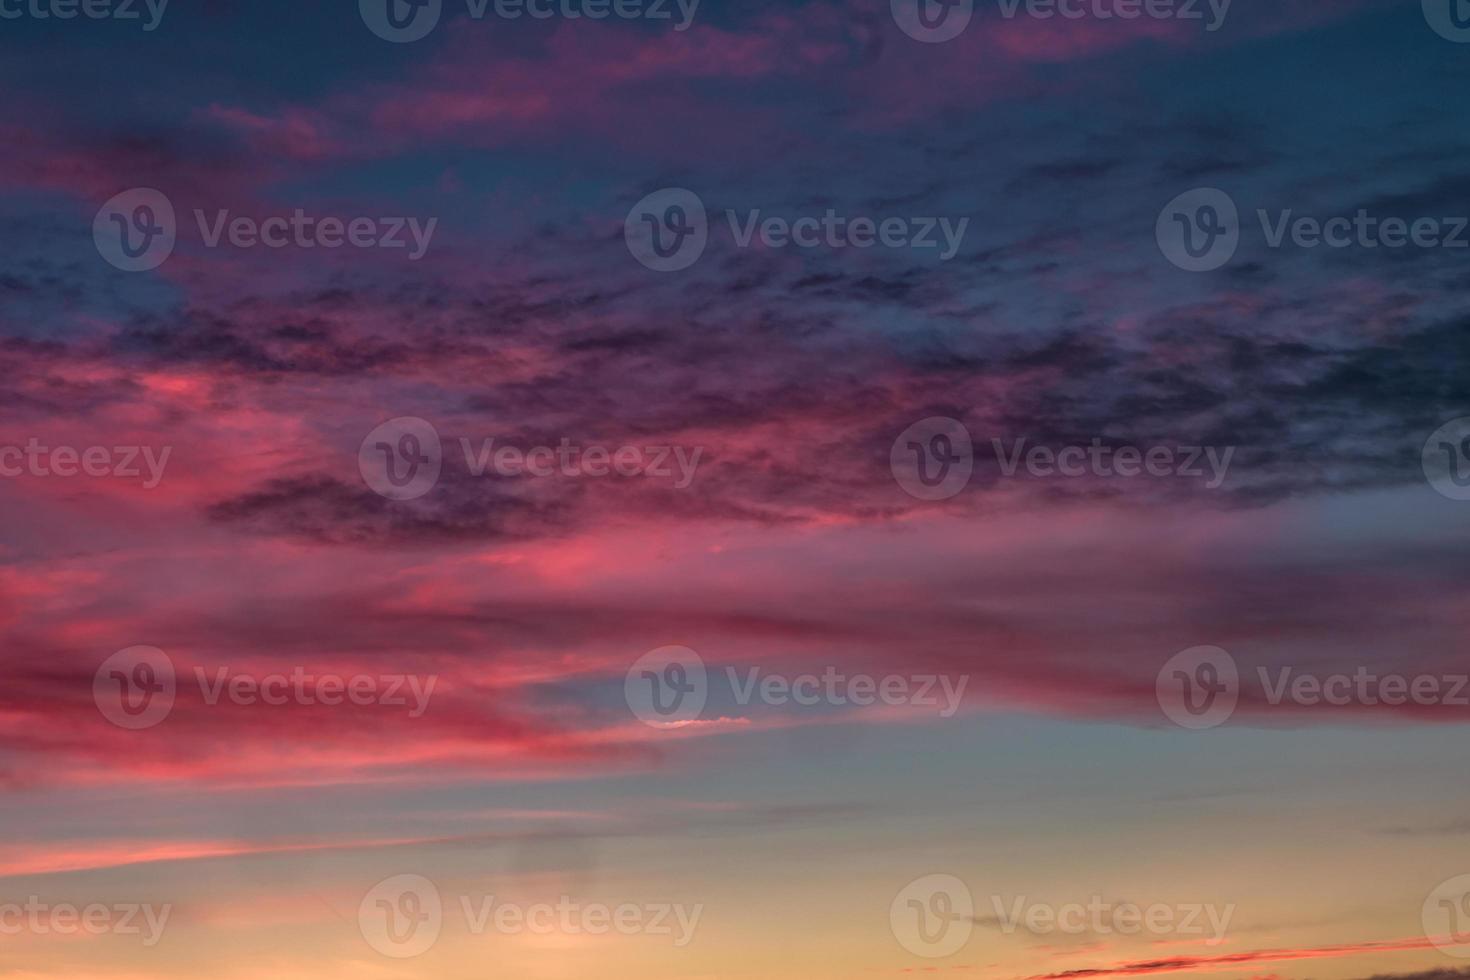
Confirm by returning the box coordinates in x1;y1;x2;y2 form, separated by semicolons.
3;0;1470;978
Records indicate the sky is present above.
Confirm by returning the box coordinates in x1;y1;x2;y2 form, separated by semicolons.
3;0;1470;977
